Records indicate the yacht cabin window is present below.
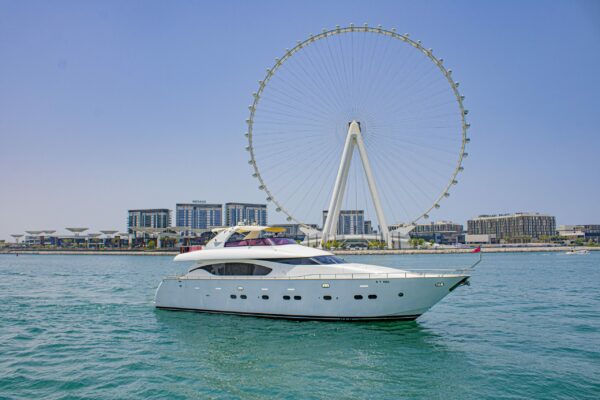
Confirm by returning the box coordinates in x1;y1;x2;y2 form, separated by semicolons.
261;255;346;265
194;263;272;276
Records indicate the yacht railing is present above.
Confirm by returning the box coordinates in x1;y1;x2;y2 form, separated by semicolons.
165;268;470;281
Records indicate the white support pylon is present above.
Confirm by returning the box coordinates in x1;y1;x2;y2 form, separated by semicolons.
322;121;390;248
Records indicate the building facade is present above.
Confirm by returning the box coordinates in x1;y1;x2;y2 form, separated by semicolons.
322;210;365;235
364;220;374;234
410;221;464;244
225;203;267;226
558;224;600;243
467;213;556;242
176;202;222;231
127;209;171;234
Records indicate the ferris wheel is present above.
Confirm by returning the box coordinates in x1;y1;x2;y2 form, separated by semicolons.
246;24;469;246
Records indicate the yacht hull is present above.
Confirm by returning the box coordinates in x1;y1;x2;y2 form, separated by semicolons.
154;275;468;321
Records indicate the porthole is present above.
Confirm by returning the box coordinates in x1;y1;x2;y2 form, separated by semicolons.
230;294;237;299
322;283;330;288
323;295;332;300
262;295;269;300
240;295;247;299
368;294;377;299
435;282;445;287
398;292;404;297
294;295;301;300
354;295;363;300
283;295;291;300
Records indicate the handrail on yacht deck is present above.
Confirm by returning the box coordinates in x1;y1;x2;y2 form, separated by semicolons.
166;269;470;281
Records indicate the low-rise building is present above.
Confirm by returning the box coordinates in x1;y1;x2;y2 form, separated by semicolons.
410;221;464;244
465;234;497;244
558;224;600;243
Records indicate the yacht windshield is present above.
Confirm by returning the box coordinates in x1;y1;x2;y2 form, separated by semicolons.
224;237;296;247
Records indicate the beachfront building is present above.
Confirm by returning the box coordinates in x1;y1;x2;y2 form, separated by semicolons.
467;212;556;242
176;201;223;231
410;221;464;245
558;224;600;244
127;209;171;234
322;210;365;235
225;203;267;226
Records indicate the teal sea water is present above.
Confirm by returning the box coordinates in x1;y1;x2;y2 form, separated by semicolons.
1;252;599;399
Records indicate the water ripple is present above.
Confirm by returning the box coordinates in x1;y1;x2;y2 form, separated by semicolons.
0;253;599;399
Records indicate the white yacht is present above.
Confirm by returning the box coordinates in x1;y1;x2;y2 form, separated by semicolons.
154;226;472;321
565;248;589;255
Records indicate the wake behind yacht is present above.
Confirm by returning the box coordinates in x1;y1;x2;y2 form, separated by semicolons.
154;226;472;321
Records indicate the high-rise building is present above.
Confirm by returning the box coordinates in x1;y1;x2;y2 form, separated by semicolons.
322;210;365;235
176;201;222;231
467;212;556;241
225;203;267;226
364;220;374;234
410;221;464;244
127;209;171;233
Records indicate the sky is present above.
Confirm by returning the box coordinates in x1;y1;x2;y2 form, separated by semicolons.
1;0;599;240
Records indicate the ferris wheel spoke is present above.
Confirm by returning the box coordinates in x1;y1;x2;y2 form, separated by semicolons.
371;142;442;207
280;146;340;216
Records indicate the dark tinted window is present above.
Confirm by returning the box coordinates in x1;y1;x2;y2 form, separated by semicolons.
398;292;404;297
313;255;346;264
294;295;301;300
224;237;296;247
283;295;291;300
354;295;363;300
262;295;269;300
230;294;237;299
323;295;332;300
194;263;272;276
262;255;346;265
368;294;377;299
240;295;247;299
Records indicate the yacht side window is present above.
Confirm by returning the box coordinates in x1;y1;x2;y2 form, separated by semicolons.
195;263;272;276
263;255;346;265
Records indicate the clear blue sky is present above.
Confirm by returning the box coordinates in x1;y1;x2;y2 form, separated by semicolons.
1;0;599;240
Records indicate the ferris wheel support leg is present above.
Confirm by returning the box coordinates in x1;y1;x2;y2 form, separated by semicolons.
322;122;356;246
330;146;351;239
354;124;391;248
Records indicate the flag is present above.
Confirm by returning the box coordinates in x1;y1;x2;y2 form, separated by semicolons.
471;246;481;253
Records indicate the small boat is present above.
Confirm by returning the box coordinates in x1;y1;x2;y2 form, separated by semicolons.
154;225;474;321
565;248;590;255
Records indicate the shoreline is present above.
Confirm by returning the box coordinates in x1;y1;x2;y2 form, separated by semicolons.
1;246;597;256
